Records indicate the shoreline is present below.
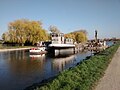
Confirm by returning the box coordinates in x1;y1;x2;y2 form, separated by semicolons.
30;43;119;90
0;48;30;52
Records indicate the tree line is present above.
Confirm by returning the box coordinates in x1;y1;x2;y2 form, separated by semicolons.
2;19;88;46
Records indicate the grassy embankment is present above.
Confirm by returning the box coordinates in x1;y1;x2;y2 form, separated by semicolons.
34;42;120;90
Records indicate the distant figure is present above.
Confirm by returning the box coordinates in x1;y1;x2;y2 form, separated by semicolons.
103;41;107;46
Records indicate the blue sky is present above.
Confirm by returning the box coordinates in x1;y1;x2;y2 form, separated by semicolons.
0;0;120;39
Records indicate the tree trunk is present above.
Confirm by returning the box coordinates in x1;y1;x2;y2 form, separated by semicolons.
21;43;24;46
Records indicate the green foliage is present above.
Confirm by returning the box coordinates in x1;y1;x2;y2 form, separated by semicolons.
2;19;49;46
65;33;76;41
75;32;87;43
34;43;120;90
65;30;88;43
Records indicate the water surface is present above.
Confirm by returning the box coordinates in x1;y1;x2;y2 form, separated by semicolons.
0;50;92;90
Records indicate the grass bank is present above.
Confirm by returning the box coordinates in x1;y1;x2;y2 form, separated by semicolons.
33;43;119;90
0;44;34;52
0;44;33;49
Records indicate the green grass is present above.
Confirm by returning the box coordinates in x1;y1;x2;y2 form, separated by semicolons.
33;42;120;90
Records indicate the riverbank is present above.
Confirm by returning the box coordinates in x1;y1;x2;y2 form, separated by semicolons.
26;42;119;90
95;47;120;90
0;47;31;52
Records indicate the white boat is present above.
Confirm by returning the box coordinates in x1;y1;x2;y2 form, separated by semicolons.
29;47;47;55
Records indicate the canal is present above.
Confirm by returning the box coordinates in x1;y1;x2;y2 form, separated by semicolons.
0;49;92;90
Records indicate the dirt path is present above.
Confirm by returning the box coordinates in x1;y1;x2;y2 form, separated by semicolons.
95;47;120;90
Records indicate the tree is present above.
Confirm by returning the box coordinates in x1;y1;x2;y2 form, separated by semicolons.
49;25;60;33
64;33;76;41
8;29;17;43
2;32;9;42
8;19;27;46
65;29;88;43
75;32;87;43
2;19;49;46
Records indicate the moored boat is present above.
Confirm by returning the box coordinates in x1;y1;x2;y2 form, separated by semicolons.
29;47;47;55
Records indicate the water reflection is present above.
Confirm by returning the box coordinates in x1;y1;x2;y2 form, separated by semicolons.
52;55;76;72
0;50;92;90
29;54;45;60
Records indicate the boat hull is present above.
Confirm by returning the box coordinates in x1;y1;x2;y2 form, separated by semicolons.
29;47;47;55
29;51;47;55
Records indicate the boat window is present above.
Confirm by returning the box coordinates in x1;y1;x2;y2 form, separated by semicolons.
52;34;54;37
55;34;58;37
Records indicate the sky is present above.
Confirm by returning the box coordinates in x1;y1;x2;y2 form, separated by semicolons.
0;0;120;39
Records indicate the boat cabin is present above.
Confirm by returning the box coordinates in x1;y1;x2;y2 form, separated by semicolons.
65;38;73;44
51;33;64;44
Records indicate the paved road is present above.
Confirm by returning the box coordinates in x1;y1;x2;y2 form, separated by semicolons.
95;47;120;90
